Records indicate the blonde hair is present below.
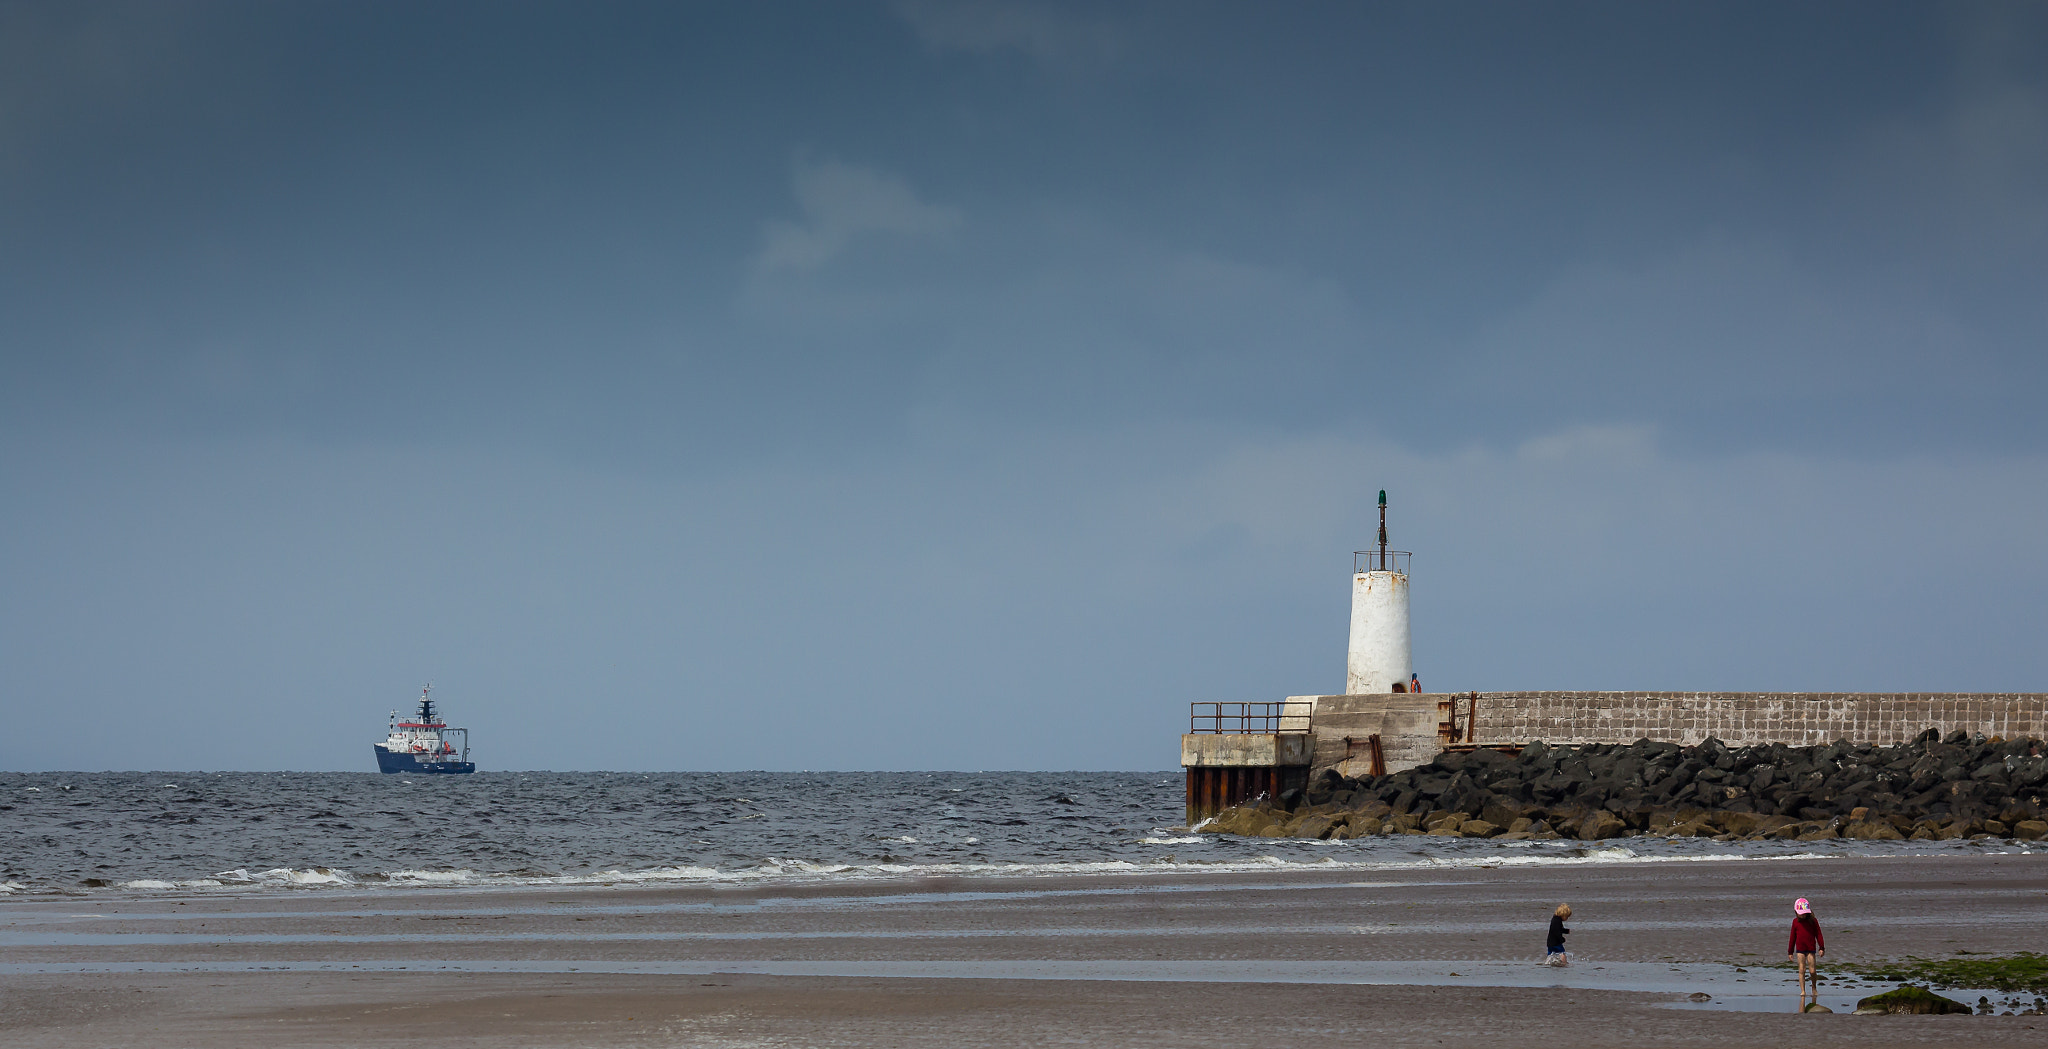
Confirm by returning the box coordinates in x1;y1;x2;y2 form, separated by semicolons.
1554;904;1572;918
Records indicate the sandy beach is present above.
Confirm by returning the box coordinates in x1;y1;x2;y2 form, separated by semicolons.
4;853;2044;1047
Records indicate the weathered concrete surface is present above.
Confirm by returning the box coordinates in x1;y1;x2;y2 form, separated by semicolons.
1302;691;2048;776
1299;694;1442;777
1180;733;1312;768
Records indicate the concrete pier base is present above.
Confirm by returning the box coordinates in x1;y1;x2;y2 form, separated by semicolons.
1180;733;1311;824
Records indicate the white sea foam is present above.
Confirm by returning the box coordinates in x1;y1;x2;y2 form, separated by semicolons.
64;845;1825;897
493;865;735;887
214;867;355;887
1139;836;1203;844
384;869;480;884
757;858;855;875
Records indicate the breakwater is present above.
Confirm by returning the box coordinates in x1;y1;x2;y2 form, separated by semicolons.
1305;691;2048;778
1199;730;2048;842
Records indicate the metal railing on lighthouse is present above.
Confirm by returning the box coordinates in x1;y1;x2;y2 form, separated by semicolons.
1352;549;1411;574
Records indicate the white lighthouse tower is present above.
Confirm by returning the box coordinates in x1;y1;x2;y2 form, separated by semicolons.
1345;490;1412;695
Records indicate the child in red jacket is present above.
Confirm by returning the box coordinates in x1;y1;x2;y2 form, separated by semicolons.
1787;897;1825;1008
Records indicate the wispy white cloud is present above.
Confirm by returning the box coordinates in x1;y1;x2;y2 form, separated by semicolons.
891;0;1118;67
754;158;962;273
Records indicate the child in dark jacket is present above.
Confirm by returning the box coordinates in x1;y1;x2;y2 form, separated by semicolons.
1546;904;1572;965
1787;897;1825;1008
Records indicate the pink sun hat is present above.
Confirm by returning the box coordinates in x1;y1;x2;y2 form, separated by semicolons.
1794;898;1812;915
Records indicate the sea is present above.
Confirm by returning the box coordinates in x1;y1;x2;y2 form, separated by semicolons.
0;771;2036;896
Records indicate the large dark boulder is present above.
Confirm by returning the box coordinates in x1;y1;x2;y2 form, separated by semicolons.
1972;765;2012;789
1579;810;1626;841
1854;986;1970;1015
1351;799;1394;819
1446;786;1489;817
1466;748;1512;768
1845;819;1905;840
1609;800;1654;830
1480;799;1526;828
1288;813;1338;839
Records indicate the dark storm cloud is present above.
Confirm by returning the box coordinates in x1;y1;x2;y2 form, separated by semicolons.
2;2;2043;770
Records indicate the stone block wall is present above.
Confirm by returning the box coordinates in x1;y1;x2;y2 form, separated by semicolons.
1301;691;2048;778
1469;692;2048;749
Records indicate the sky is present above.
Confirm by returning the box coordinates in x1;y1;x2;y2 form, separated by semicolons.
3;1;2045;772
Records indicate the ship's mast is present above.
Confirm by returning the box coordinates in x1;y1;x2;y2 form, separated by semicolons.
416;683;438;726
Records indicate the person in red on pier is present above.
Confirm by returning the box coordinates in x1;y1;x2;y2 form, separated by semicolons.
1787;897;1826;1009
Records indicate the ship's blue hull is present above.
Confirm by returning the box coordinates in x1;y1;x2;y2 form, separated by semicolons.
374;746;475;774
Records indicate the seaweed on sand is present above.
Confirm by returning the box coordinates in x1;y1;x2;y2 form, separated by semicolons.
1835;953;2048;995
1854;986;1971;1014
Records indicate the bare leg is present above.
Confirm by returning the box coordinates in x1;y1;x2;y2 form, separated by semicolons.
1797;955;1814;1007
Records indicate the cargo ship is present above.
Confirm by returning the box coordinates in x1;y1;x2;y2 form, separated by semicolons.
374;685;475;773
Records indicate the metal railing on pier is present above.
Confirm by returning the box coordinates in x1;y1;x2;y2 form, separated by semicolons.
1188;699;1313;735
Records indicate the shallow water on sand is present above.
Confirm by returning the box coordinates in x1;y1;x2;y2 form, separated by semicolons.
1;771;2038;895
3;953;2029;1014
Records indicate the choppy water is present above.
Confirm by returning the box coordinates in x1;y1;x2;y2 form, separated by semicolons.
1;771;2037;895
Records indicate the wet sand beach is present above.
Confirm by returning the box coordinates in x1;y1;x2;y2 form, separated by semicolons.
4;854;2044;1047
